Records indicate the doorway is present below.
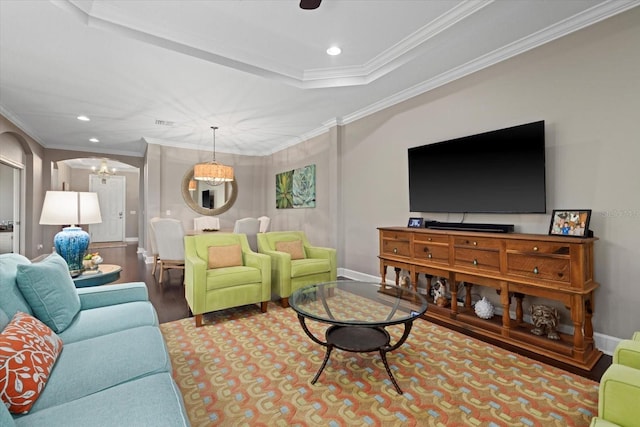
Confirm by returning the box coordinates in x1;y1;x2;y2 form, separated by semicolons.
89;175;126;242
0;161;22;254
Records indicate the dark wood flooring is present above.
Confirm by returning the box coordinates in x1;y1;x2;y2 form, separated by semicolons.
103;242;611;381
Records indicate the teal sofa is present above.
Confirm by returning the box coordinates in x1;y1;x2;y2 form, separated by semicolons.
0;253;190;426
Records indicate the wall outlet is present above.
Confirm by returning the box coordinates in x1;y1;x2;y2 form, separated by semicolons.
37;244;43;250
130;210;136;215
166;210;171;216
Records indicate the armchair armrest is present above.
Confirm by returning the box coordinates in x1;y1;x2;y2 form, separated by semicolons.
77;282;149;310
244;251;271;272
614;339;640;370
306;246;337;280
184;252;208;314
592;364;640;427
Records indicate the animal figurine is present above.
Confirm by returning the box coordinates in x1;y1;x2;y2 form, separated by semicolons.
399;275;410;289
530;304;560;340
433;280;448;307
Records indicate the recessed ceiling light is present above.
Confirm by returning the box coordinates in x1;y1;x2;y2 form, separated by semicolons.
89;138;99;143
77;115;90;121
326;46;341;56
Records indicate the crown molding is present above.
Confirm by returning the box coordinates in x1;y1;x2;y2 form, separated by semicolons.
0;104;47;148
341;0;640;126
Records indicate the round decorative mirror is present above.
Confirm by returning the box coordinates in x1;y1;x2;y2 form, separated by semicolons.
181;167;238;215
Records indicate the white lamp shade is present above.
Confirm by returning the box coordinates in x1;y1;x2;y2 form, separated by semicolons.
39;191;102;225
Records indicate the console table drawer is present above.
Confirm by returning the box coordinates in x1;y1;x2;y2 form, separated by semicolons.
454;248;500;272
453;236;501;250
507;254;571;283
506;240;570;255
414;233;449;244
381;230;411;241
414;242;449;264
382;239;411;257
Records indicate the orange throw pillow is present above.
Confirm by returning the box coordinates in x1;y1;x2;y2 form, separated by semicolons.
0;312;64;414
208;244;243;269
275;240;306;260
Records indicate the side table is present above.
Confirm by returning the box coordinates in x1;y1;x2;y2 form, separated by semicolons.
72;264;122;288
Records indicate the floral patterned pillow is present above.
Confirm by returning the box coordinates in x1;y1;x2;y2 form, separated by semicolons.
0;312;64;414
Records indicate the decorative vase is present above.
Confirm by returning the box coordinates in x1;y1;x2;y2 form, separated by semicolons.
54;226;90;277
474;297;494;319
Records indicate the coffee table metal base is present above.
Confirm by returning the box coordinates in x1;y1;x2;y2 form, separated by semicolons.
298;315;413;394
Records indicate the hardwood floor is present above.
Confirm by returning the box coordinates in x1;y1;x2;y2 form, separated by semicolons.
100;242;611;381
99;242;190;324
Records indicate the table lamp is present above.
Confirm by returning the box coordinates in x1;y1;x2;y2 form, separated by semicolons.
39;191;102;276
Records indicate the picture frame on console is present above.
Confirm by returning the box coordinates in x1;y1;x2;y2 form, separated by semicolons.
548;209;591;237
407;217;424;228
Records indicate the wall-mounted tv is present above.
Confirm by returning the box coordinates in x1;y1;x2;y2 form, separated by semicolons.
408;121;546;213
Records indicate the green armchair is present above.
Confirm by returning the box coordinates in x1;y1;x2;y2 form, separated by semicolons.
591;332;640;427
257;231;336;307
184;233;271;327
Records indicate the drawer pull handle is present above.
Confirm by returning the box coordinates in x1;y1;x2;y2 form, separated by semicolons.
473;259;478;266
428;253;433;259
533;267;539;274
428;238;432;241
393;248;398;254
473;241;478;246
533;246;539;251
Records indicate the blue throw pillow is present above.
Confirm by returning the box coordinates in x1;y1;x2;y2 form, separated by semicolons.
16;253;81;333
0;253;34;317
0;308;8;331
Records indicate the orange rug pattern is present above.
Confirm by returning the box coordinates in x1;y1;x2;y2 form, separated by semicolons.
160;302;598;427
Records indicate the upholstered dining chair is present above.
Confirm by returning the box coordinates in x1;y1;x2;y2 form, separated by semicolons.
258;216;271;233
193;216;220;231
150;217;185;284
257;231;336;307
233;217;261;252
148;218;160;276
184;233;271;327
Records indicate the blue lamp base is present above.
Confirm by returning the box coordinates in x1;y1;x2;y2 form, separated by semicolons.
54;226;90;277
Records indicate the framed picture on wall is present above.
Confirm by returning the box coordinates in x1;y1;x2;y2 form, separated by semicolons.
407;217;424;228
548;209;591;237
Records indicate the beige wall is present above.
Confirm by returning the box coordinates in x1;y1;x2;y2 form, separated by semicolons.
338;8;640;341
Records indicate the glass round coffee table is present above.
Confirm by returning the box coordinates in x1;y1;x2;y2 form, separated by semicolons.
289;280;427;394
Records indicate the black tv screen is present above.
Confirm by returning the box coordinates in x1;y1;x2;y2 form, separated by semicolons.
408;121;546;213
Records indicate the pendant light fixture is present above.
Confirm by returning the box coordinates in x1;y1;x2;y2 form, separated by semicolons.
194;126;234;186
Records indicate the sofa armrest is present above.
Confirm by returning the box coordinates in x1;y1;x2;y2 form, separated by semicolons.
614;339;640;370
595;364;640;427
77;282;149;310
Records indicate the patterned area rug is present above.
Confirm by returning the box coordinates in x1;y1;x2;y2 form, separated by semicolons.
160;302;598;427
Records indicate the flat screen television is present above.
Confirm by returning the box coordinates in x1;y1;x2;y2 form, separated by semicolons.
408;121;546;213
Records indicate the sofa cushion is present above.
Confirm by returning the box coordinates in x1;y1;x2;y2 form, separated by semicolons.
13;373;189;427
0;312;64;414
206;266;262;290
208;244;243;269
57;300;158;344
291;258;330;278
275;240;305;260
16;253;80;333
28;325;171;413
0;254;33;318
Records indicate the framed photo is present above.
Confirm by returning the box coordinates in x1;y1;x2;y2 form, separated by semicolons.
548;209;591;237
407;217;424;228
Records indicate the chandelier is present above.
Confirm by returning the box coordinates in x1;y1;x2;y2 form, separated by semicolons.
194;126;234;186
92;159;116;178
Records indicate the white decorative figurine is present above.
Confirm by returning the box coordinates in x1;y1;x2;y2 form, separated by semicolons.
474;297;494;319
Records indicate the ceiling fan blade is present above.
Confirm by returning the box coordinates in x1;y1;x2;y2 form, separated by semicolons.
300;0;322;10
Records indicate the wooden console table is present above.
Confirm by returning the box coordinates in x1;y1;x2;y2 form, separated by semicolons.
378;226;601;370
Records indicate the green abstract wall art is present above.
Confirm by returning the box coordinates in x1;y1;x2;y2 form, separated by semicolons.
276;164;316;209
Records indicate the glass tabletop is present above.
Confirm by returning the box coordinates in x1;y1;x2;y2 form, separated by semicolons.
289;281;427;327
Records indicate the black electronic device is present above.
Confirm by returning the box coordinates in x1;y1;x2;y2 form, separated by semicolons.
408;121;546;213
424;221;514;233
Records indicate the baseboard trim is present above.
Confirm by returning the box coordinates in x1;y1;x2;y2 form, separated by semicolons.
337;268;621;356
